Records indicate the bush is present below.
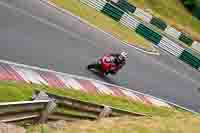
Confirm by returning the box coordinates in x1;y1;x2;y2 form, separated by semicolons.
182;0;200;10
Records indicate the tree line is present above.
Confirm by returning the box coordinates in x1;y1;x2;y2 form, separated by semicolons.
182;0;200;19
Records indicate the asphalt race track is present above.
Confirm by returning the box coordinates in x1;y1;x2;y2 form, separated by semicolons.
0;0;200;112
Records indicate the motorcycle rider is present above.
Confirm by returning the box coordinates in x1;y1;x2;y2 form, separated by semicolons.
87;51;128;75
106;51;128;74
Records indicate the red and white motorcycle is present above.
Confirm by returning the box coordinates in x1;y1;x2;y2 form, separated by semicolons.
87;55;122;76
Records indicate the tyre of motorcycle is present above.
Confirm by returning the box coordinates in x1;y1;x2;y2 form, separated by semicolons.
87;63;109;76
87;63;101;70
108;70;117;75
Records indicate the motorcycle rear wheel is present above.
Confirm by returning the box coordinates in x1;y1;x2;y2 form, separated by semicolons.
87;63;110;76
87;63;98;70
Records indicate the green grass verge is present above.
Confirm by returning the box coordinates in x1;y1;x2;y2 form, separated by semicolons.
28;113;200;133
0;80;180;116
129;0;200;41
49;0;157;52
2;81;197;133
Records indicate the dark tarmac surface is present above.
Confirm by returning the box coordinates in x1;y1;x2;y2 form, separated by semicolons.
0;0;199;112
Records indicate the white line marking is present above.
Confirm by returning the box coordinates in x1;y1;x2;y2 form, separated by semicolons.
39;0;159;55
3;59;199;110
0;1;198;112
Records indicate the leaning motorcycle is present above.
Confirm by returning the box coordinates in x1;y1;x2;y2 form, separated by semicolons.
87;55;120;76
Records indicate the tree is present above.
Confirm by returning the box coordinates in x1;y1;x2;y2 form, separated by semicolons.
182;0;200;9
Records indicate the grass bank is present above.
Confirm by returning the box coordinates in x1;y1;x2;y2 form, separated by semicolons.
1;81;198;133
28;113;200;133
49;0;157;52
129;0;200;41
0;80;178;116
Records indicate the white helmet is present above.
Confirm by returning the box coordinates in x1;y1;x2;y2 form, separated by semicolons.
120;51;128;59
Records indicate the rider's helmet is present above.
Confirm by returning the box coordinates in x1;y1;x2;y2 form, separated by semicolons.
119;51;128;60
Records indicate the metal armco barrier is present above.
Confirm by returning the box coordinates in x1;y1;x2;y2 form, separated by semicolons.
150;17;167;31
0;100;51;123
80;0;106;11
179;49;200;69
109;0;200;53
101;3;124;21
0;91;146;123
120;12;140;30
79;0;200;70
192;41;200;52
179;33;193;46
135;23;162;45
34;90;147;117
110;0;136;13
133;8;152;23
158;37;185;57
164;25;182;39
